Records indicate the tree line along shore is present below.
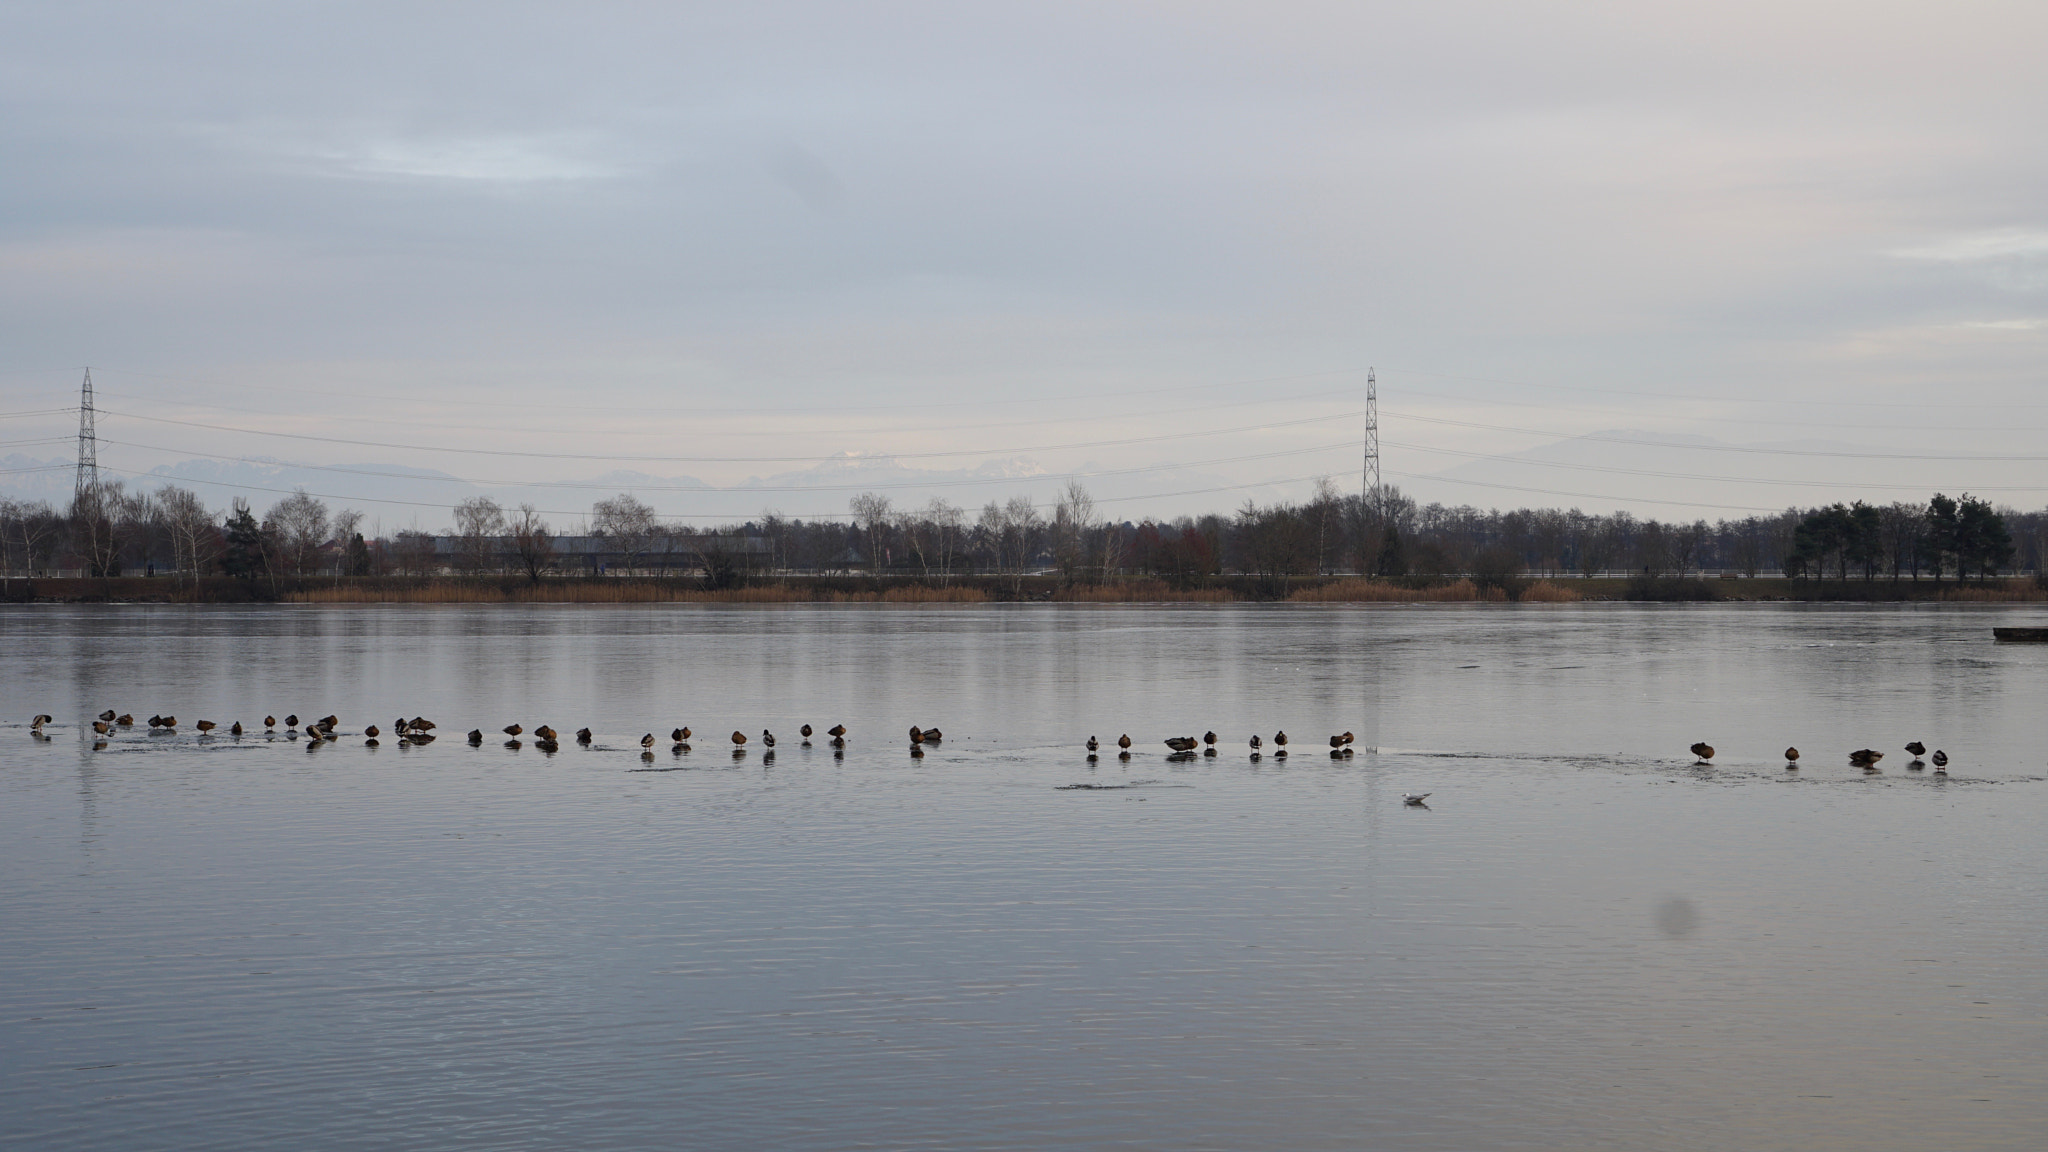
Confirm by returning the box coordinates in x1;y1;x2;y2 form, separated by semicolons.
3;480;2043;604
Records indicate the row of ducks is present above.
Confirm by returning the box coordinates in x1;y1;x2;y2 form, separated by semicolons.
1690;741;1952;771
1083;730;1358;760
28;713;1959;776
32;711;342;739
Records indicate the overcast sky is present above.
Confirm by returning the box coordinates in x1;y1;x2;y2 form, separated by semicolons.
3;2;2045;526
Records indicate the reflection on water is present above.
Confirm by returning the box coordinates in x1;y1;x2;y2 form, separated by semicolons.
1;604;2043;1150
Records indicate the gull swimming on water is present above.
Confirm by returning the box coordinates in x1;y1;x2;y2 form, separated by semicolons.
1403;793;1431;806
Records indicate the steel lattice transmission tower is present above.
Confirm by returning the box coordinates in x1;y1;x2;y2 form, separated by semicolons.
74;367;99;506
1361;367;1380;517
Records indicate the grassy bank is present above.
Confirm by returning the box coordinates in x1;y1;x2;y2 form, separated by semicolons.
4;574;2043;605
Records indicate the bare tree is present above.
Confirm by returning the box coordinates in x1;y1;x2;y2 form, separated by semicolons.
759;509;790;574
926;498;964;585
1307;476;1340;576
155;486;221;588
591;493;659;573
70;479;141;579
263;489;331;576
994;495;1043;593
507;504;555;584
0;499;63;588
392;529;439;576
894;507;933;582
453;496;505;575
1052;480;1099;584
328;508;367;582
849;492;892;574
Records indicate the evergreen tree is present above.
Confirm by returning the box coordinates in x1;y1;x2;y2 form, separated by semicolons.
1374;525;1408;579
1954;495;2013;581
1922;493;1960;582
222;499;266;580
345;532;372;577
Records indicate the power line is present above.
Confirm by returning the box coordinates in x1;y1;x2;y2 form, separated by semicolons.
84;460;1344;521
1381;365;2048;410
1382;409;2048;462
92;435;1360;493
77;363;1374;416
90;382;1368;442
1382;439;2048;492
96;406;1371;464
1384;468;1784;514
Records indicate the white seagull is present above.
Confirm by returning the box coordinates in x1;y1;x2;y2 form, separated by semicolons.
1402;793;1431;806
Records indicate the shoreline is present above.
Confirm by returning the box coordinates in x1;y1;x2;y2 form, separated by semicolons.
4;574;2044;606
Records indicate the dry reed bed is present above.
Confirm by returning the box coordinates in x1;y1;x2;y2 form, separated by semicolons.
1935;581;2048;602
1053;581;1235;603
1292;578;1486;602
286;582;992;604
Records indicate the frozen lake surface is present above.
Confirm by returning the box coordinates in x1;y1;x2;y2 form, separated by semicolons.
2;603;2044;1149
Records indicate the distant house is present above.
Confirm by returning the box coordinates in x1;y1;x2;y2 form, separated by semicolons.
430;533;770;575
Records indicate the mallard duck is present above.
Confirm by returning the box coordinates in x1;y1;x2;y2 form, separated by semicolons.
828;724;847;738
1849;748;1882;769
92;720;111;735
730;731;747;746
1274;731;1289;748
1086;736;1099;752
31;714;52;729
1117;734;1132;751
763;730;776;748
577;728;593;743
116;714;134;726
1931;750;1948;770
1165;736;1198;752
159;715;177;728
195;720;216;733
283;715;299;728
1784;746;1799;765
1203;731;1217;747
98;709;116;722
503;724;522;737
534;725;557;742
467;729;484;744
319;715;338;730
1690;742;1714;762
921;728;942;742
1249;734;1262;750
1905;741;1926;759
264;716;277;729
365;725;381;738
230;721;244;736
640;733;655;749
801;724;814;741
908;726;924;743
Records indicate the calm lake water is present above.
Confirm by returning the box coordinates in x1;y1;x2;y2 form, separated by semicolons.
2;603;2044;1150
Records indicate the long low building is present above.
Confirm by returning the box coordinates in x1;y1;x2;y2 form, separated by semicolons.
428;533;773;575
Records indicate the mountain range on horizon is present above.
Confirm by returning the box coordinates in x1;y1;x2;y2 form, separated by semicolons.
4;426;2024;530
